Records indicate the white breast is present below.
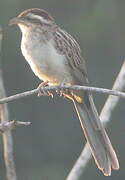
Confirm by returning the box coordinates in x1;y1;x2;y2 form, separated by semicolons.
20;29;72;85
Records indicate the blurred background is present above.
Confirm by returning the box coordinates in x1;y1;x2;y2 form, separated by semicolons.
0;0;125;179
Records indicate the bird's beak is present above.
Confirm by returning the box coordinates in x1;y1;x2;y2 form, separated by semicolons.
9;17;22;26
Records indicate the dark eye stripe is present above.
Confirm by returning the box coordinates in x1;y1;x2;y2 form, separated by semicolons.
32;10;53;21
24;16;52;27
25;16;42;24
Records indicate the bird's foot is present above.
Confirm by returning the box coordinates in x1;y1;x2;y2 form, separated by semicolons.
37;81;53;98
56;84;70;98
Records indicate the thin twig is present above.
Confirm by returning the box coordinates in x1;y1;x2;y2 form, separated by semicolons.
0;26;17;180
0;84;125;104
0;120;31;133
66;61;125;180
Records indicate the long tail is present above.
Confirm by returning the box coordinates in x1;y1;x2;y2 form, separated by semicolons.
73;92;119;176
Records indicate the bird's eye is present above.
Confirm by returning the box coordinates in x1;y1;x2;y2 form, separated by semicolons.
26;16;42;25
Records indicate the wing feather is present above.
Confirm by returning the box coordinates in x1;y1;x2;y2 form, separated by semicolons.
53;28;87;77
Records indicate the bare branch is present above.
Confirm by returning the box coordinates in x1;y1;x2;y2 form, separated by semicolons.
0;120;31;133
66;61;125;180
0;83;125;104
0;26;17;180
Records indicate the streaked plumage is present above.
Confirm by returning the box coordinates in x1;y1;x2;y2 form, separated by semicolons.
9;8;119;175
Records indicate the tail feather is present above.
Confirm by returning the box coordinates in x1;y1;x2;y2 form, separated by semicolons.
73;93;119;176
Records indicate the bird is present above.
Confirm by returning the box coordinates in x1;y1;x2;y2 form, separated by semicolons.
9;8;119;175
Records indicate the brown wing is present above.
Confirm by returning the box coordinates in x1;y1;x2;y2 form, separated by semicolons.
53;27;88;78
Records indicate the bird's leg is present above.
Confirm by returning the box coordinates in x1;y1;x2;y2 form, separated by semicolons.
56;81;65;97
37;81;53;98
56;81;72;99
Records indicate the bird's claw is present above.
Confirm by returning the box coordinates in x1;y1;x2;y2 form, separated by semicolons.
37;81;53;98
56;88;69;98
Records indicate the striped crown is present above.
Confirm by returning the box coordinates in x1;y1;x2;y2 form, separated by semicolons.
18;8;54;25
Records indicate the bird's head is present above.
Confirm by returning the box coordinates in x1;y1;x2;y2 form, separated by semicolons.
9;8;56;33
